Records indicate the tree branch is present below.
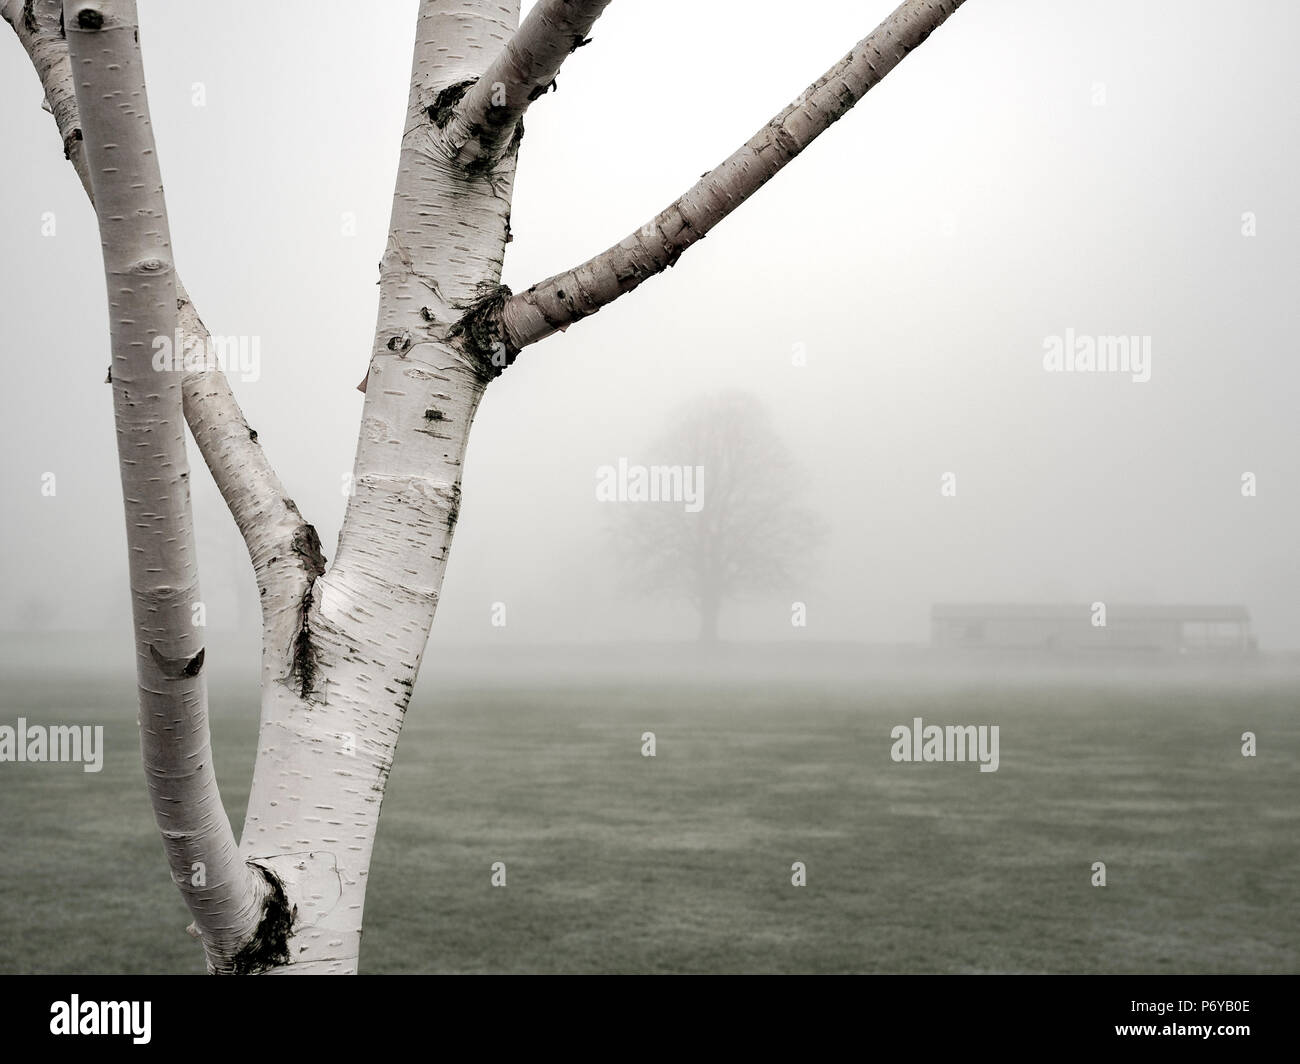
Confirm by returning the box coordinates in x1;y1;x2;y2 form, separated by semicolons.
0;0;89;188
499;0;968;356
4;0;323;683
440;0;613;168
62;0;268;971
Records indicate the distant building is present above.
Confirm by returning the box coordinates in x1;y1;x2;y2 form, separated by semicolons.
931;604;1255;655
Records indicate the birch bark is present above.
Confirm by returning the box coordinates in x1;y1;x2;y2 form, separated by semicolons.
235;0;523;974
2;0;322;695
62;0;268;972
443;0;613;167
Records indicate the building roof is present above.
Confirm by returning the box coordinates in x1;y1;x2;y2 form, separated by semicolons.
932;603;1250;622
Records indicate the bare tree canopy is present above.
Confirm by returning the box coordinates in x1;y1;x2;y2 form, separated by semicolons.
609;391;824;642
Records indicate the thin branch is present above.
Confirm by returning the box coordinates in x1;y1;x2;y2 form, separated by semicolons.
0;0;89;188
62;0;267;971
441;0;613;167
500;0;969;356
4;0;322;680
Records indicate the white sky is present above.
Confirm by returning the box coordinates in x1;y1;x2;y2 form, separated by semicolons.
1;0;1297;647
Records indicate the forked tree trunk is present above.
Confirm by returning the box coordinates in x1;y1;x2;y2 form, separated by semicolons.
233;1;523;975
9;0;970;973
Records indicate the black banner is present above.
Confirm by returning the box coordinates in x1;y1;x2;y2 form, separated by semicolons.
2;974;1290;1053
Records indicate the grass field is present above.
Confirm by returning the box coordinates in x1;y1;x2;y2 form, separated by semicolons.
1;648;1297;973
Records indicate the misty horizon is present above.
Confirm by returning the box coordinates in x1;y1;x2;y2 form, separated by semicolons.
3;0;1296;651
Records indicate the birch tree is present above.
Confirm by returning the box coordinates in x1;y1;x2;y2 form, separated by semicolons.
2;0;970;973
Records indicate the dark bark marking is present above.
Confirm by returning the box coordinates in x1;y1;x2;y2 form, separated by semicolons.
446;482;460;533
149;644;205;679
527;78;557;102
447;284;515;378
291;522;327;578
427;78;476;128
283;523;326;702
230;864;295;975
289;586;318;701
148;642;204;676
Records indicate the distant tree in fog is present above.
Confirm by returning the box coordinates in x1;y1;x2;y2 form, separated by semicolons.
611;391;823;642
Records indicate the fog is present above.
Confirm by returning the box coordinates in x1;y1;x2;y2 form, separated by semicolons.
1;0;1296;656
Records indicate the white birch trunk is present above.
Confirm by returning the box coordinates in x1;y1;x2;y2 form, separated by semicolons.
236;0;523;974
3;0;324;701
62;0;269;972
